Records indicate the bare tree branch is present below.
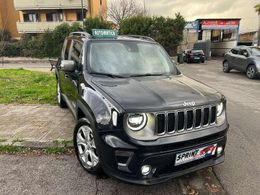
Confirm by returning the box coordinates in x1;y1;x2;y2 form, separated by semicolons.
108;0;146;25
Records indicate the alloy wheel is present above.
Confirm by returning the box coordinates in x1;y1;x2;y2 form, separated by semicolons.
247;66;256;79
223;61;230;72
76;125;99;169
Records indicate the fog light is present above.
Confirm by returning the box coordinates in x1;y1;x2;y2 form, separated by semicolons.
217;146;223;156
141;165;152;176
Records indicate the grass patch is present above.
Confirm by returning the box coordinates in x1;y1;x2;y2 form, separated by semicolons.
0;144;27;154
0;69;56;104
0;138;7;142
0;144;72;155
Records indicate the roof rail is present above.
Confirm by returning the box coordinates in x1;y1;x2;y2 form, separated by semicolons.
69;32;92;38
119;35;155;42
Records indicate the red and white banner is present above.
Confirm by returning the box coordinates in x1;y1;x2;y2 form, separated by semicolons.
201;19;240;30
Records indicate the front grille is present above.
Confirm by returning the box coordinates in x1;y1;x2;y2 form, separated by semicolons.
155;105;217;136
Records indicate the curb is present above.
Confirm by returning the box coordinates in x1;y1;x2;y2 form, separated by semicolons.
0;140;73;149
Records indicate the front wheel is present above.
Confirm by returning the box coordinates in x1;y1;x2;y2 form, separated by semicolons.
74;118;102;174
223;61;231;73
246;65;257;79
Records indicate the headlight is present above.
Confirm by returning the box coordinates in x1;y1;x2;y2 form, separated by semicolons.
126;113;147;131
217;102;224;117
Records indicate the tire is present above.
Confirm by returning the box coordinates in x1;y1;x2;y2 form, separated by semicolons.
57;82;67;108
74;118;102;174
246;65;257;79
201;59;205;63
223;61;231;73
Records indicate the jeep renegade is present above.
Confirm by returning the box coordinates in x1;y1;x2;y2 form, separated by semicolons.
54;29;228;185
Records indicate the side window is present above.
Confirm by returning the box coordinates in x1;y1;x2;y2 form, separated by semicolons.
69;40;83;65
231;49;238;55
64;39;72;60
239;49;249;57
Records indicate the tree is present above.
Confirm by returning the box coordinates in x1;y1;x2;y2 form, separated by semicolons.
255;4;260;46
108;0;145;25
120;13;186;56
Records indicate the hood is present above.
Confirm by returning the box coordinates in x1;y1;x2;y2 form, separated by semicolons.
92;75;221;112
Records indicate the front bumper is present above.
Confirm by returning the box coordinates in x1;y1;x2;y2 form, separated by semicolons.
97;130;227;185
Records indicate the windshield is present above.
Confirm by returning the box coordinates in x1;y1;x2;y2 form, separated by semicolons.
88;41;177;77
251;48;260;56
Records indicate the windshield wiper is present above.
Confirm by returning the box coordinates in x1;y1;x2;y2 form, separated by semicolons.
128;73;166;77
91;72;127;78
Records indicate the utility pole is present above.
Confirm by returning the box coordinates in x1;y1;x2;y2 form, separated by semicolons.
143;0;146;15
99;0;103;21
258;13;260;46
81;0;84;26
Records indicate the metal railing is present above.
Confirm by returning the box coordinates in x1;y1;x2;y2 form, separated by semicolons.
16;21;74;33
14;0;87;10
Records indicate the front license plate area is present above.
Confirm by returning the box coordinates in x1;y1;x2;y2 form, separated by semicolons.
175;144;217;166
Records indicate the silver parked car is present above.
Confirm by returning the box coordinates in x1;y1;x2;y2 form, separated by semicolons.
223;46;260;79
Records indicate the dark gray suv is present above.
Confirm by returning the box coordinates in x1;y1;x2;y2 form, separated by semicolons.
54;30;228;185
223;46;260;79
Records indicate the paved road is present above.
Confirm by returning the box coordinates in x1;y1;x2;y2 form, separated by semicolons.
0;155;224;195
178;59;260;195
0;62;50;72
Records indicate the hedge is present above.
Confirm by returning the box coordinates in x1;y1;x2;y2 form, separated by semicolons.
0;15;185;58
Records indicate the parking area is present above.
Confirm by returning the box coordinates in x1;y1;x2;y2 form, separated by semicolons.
178;58;260;195
0;58;259;194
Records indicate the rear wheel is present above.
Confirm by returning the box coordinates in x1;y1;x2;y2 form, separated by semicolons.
223;61;231;73
246;65;257;79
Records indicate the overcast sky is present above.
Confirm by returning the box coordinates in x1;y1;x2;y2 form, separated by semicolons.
109;0;260;32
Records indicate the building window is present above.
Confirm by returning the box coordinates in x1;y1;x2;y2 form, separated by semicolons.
76;11;86;21
211;30;222;42
23;13;39;22
223;30;237;41
46;12;63;22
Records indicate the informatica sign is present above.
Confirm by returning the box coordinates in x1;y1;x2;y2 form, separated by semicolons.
201;19;240;30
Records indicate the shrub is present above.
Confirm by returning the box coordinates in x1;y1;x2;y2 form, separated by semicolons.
0;42;21;57
0;30;11;42
84;17;112;34
120;16;153;36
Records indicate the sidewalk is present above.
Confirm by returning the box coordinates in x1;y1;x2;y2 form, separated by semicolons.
0;104;74;148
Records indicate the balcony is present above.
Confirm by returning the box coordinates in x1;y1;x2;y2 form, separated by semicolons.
17;21;75;33
14;0;88;10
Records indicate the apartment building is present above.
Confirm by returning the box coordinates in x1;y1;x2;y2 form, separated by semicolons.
0;0;107;38
0;0;20;39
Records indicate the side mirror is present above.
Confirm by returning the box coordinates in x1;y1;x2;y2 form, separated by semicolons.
61;60;76;72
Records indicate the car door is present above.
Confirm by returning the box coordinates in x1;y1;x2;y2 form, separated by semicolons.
236;49;249;72
59;38;72;102
227;48;239;69
66;40;83;111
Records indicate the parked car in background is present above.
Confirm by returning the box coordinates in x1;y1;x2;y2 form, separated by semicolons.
223;46;260;79
184;49;205;63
